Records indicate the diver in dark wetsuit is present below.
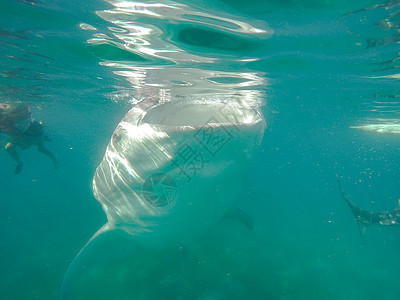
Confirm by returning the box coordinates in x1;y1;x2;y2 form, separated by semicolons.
0;103;58;174
336;173;400;234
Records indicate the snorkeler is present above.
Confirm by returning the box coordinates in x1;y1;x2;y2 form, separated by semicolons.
336;173;400;235
0;103;58;174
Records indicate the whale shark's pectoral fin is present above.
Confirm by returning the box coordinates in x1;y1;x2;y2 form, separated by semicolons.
222;207;254;230
58;224;138;300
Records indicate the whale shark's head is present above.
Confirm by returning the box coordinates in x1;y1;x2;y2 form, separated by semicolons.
92;98;265;247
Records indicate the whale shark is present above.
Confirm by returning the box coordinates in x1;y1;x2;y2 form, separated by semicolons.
336;173;400;236
59;98;265;299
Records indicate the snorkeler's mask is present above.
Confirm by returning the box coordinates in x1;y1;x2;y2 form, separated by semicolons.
93;98;265;246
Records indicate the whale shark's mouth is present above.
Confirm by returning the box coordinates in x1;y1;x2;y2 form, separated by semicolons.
139;100;262;128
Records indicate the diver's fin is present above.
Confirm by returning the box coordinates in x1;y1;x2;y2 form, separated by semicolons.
58;224;137;300
355;218;367;243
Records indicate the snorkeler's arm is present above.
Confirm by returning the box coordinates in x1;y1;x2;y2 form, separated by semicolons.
336;173;381;227
335;173;356;209
336;173;369;219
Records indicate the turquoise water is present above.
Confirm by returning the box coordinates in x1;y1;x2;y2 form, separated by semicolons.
1;0;400;299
